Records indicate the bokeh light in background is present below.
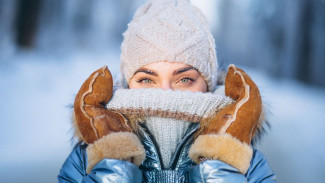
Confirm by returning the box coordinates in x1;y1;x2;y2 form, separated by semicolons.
0;0;324;182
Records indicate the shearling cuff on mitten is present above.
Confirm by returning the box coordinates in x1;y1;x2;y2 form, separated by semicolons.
189;133;253;174
86;132;146;173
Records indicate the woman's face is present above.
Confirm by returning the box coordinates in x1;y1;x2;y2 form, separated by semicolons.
129;62;207;92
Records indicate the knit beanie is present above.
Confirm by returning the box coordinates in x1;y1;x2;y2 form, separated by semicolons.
120;0;217;91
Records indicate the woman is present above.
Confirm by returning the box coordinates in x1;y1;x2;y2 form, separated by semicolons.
58;0;276;182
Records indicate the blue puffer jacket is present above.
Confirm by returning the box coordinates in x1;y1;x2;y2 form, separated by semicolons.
58;123;276;183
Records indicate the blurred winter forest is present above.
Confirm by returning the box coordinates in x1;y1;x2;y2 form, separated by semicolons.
0;0;324;183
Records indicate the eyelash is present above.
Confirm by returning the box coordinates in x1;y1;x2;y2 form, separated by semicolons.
178;77;195;85
135;76;196;86
136;77;154;84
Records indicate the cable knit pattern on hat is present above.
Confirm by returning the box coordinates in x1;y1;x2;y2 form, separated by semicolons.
106;87;233;122
120;0;217;91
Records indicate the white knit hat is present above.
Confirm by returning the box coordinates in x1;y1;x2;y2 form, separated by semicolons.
120;0;217;91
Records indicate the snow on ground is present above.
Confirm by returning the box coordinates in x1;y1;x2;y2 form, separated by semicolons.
0;51;324;183
0;50;121;183
246;67;325;183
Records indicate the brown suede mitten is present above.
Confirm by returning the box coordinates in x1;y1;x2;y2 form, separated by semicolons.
189;64;262;174
74;66;145;173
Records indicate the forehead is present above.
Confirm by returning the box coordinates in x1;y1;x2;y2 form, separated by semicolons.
142;61;194;71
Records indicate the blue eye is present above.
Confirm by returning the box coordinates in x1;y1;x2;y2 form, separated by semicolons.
138;78;153;84
180;78;193;83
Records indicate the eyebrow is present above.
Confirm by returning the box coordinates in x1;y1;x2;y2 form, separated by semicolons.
173;67;198;75
134;66;198;76
134;68;158;76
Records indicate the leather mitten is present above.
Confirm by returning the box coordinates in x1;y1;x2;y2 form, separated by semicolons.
74;66;145;173
189;64;262;174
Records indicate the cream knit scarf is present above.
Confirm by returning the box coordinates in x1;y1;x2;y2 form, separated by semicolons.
106;87;233;168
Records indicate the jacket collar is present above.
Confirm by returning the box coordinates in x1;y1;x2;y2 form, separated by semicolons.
138;122;199;171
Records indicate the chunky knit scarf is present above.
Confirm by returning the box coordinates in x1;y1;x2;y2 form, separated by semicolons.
106;87;233;168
